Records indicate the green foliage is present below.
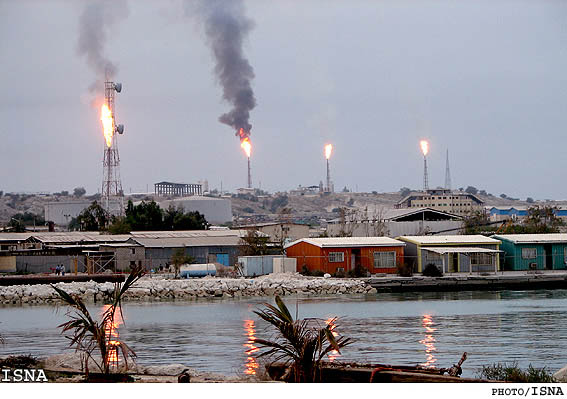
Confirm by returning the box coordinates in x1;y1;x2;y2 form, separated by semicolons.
300;266;324;277
51;265;145;375
70;201;109;231
239;230;270;256
477;363;556;383
423;263;443;277
107;217;131;234
118;200;208;232
73;187;87;197
498;205;564;234
171;248;196;277
465;186;478;195
462;210;495;234
252;295;352;383
526;197;534;203
347;264;368;278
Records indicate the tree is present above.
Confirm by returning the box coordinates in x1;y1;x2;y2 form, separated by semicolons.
479;190;488;196
71;201;109;231
252;296;351;383
73;187;87;197
399;187;411;198
51;266;145;376
239;230;270;256
524;205;564;233
526;197;534;204
465;186;478;195
500;194;507;199
462;210;494;234
107;217;131;234
171;248;195;278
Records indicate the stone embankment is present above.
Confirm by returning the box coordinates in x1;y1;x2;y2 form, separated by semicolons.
0;273;377;304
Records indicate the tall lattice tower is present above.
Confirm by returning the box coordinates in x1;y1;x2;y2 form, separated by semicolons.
101;80;124;216
445;148;452;190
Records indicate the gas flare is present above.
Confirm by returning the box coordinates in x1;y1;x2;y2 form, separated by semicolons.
420;140;429;156
102;304;122;367
240;137;252;158
324;144;333;160
101;103;114;148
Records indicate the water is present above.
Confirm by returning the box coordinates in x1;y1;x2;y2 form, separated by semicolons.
1;290;567;378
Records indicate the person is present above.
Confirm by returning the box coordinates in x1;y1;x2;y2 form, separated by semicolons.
55;265;60;276
61;265;65;276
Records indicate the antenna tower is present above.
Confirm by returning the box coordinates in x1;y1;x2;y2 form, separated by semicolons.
101;80;124;216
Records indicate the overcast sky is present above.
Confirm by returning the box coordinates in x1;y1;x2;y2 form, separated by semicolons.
1;0;566;200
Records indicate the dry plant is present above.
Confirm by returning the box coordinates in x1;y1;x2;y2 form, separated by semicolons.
251;295;352;382
51;265;145;375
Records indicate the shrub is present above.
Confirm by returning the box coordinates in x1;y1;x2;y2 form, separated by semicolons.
347;264;368;278
477;363;556;383
422;263;443;277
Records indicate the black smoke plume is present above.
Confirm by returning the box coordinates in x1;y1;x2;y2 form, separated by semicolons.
77;0;129;93
188;0;256;136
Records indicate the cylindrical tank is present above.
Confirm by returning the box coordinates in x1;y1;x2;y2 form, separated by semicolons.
179;263;217;278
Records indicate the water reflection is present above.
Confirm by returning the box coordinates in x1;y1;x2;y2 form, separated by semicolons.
325;317;340;362
419;314;437;367
243;319;259;375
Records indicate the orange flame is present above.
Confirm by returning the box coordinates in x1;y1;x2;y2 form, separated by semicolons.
418;314;437;367
241;137;252;158
420;140;429;156
101;103;114;148
325;317;340;362
324;144;333;160
243;319;259;375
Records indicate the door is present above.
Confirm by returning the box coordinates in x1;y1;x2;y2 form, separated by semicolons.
544;244;553;270
216;253;229;266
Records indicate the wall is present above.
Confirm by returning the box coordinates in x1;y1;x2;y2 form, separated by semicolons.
145;245;239;270
285;241;323;273
16;255;86;274
326;220;462;237
158;197;232;224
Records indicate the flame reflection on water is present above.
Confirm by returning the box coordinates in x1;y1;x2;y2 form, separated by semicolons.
101;304;122;368
325;317;340;362
243;319;259;375
419;314;437;367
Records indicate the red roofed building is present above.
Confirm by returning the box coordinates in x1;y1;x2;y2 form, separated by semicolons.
284;237;405;275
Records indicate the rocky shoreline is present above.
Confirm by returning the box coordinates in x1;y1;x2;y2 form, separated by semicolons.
0;273;377;305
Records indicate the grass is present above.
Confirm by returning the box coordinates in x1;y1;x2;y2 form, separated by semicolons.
477;362;556;383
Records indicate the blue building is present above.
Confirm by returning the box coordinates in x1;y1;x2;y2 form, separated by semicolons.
492;234;567;271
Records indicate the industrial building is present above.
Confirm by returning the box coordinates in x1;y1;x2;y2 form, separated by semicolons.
487;206;567;223
396;189;484;216
284;237;405;275
240;222;310;244
44;199;122;226
129;229;260;270
154;181;203;197
157;196;232;224
493;234;567;271
396;235;501;274
326;208;464;237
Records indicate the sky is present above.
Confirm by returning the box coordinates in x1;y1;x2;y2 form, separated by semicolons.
1;0;566;200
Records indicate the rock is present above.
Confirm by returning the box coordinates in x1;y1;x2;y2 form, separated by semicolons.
554;365;567;382
367;287;377;294
142;364;195;376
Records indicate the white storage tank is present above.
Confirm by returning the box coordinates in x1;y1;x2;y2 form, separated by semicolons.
179;263;217;278
273;257;297;273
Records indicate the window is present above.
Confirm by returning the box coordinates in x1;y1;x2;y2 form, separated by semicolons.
131;248;136;255
470;253;493;265
522;248;537;260
374;251;396;268
328;252;344;263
